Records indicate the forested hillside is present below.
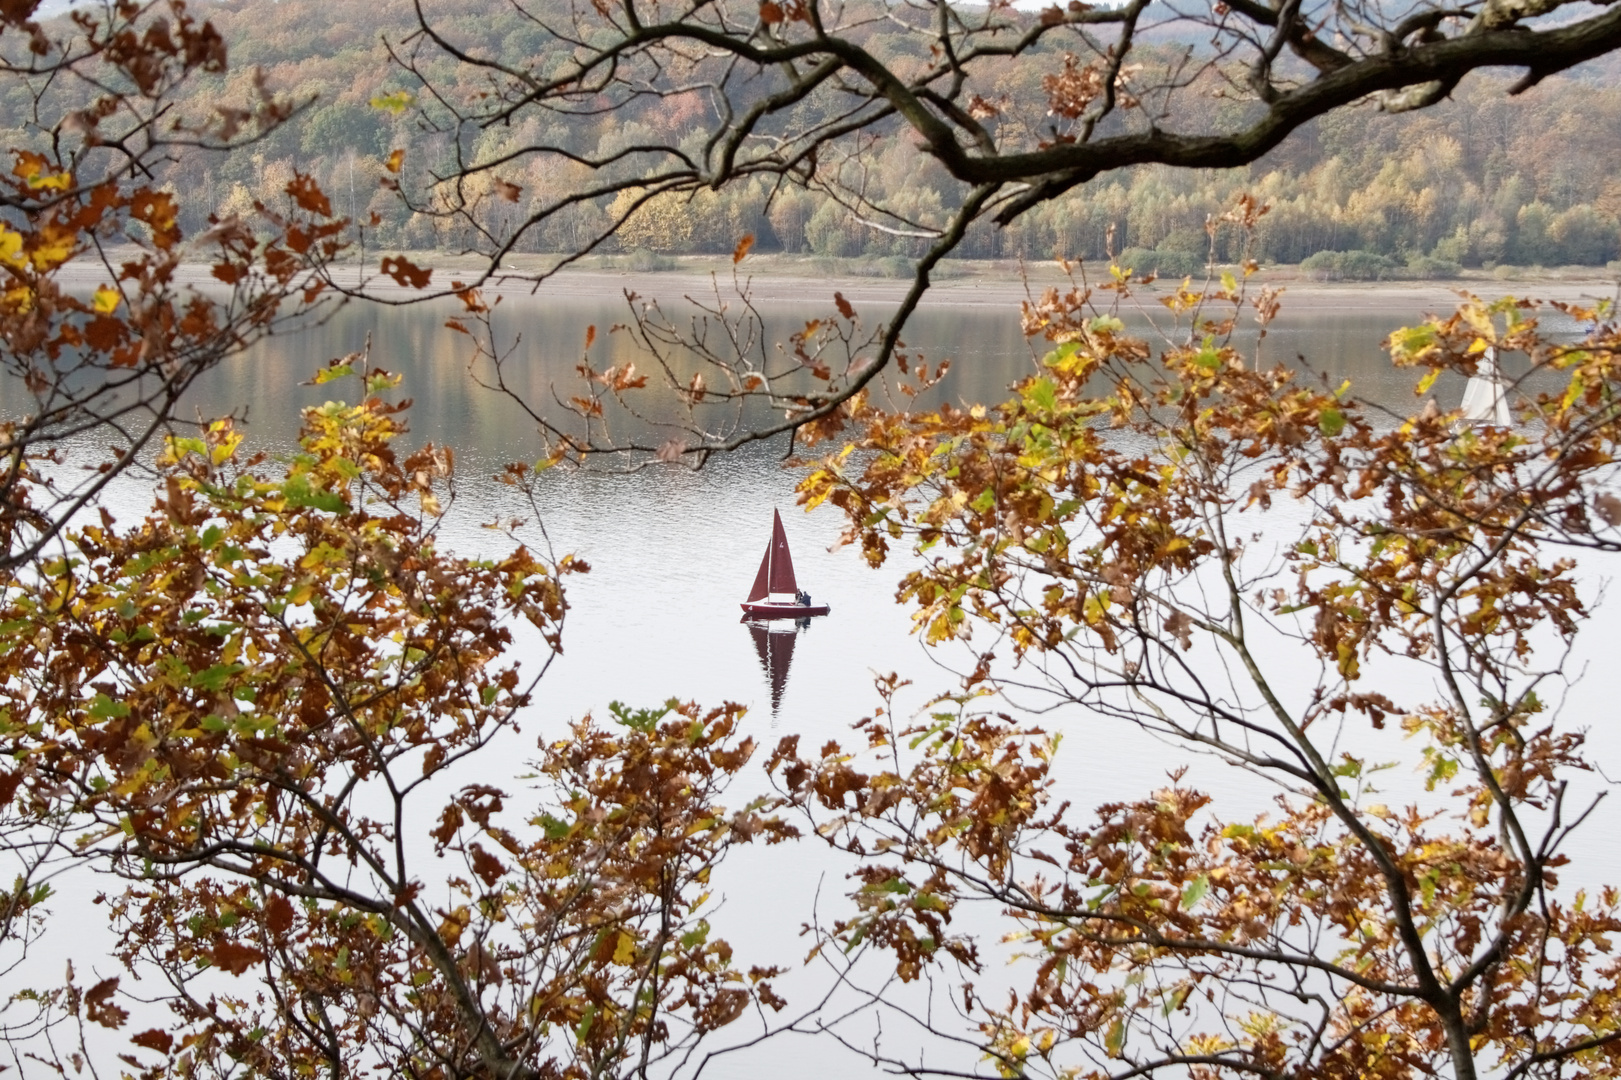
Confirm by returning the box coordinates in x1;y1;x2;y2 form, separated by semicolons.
10;0;1621;272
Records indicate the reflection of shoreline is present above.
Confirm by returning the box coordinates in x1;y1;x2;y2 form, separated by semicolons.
50;252;1620;316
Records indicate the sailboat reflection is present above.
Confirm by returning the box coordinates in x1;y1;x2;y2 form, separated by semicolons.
744;617;810;713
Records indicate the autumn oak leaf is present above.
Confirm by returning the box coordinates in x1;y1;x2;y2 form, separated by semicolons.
210;940;265;975
469;843;506;888
380;255;432;290
84;977;128;1029
1164;609;1193;651
265;893;295;935
285;173;332;217
130;1029;173;1054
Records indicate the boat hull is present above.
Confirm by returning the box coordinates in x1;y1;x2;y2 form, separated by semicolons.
740;603;830;620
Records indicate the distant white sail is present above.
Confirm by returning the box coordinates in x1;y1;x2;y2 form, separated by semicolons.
1458;346;1512;427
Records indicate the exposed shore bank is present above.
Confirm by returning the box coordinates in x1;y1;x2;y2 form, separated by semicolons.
53;250;1621;319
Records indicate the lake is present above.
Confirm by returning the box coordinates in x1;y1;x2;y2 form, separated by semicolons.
15;275;1621;1079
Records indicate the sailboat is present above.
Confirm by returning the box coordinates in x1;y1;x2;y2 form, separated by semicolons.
1457;345;1512;428
740;509;831;619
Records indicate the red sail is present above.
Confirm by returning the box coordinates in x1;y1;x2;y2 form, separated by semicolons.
747;542;771;602
746;509;799;601
767;509;799;596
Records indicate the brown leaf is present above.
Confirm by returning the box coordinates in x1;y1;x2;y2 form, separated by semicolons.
1596;492;1621;527
0;0;41;26
733;234;755;263
209;940;264;975
385;149;405;174
470;843;506;888
285;173;332;217
759;0;784;23
129;189;179;248
265;894;295;935
834;292;855;320
130;1029;173;1054
380;255;432;290
1164;609;1193;650
84;978;128;1029
494;178;522;203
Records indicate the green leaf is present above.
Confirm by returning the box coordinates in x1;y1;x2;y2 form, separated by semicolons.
1180;873;1209;911
1318;407;1345;438
190;663;246;693
88;693;130;720
608;699;673;732
1026;378;1057;414
311;364;354;385
282;475;348;514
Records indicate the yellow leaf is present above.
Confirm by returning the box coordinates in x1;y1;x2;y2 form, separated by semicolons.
612;929;636;965
1460;305;1497;343
371;91;414;115
0;228;24;268
438;906;470;946
92;286;120;314
30;229;74;271
27;170;71;191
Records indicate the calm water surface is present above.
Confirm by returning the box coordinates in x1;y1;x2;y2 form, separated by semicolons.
20;285;1621;1078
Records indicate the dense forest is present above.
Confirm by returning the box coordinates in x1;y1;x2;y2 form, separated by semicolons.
9;0;1621;274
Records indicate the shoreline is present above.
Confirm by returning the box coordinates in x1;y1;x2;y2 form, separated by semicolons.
52;251;1621;318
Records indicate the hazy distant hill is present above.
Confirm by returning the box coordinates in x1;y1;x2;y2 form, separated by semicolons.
12;0;1621;273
